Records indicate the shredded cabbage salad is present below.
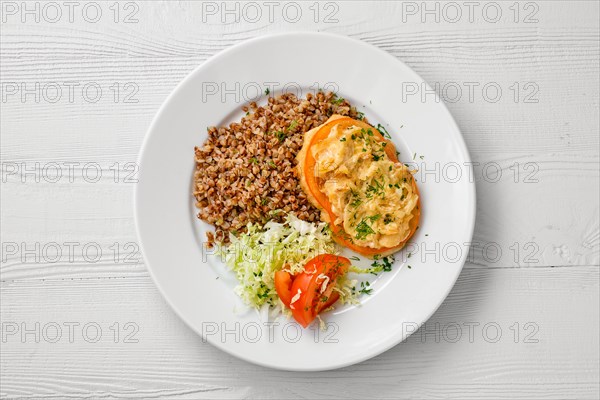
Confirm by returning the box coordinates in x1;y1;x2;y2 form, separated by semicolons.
218;213;360;310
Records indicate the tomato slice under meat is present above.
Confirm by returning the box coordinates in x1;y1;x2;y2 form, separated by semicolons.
303;117;420;256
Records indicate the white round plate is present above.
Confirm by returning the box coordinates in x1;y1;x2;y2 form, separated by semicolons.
135;32;475;371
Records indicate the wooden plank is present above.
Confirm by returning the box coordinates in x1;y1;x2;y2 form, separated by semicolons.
1;6;598;159
1;266;598;399
1;1;598;398
2;152;597;281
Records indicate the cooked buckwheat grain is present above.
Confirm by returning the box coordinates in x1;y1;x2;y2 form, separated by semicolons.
194;91;364;245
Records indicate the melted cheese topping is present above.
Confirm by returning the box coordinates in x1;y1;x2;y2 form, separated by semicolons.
310;124;418;249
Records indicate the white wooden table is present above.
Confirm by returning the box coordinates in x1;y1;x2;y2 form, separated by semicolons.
1;1;599;398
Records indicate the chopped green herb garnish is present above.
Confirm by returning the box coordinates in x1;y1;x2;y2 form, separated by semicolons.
382;256;394;271
366;176;385;198
265;88;270;95
287;120;298;132
355;219;375;240
332;96;345;105
350;196;362;208
376;123;392;139
369;255;394;273
358;281;373;295
273;131;286;142
340;137;347;142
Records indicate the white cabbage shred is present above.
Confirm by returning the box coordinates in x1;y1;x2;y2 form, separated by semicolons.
218;213;339;309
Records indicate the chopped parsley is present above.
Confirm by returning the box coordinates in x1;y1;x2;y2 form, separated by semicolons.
340;137;347;142
264;88;270;95
249;157;258;164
